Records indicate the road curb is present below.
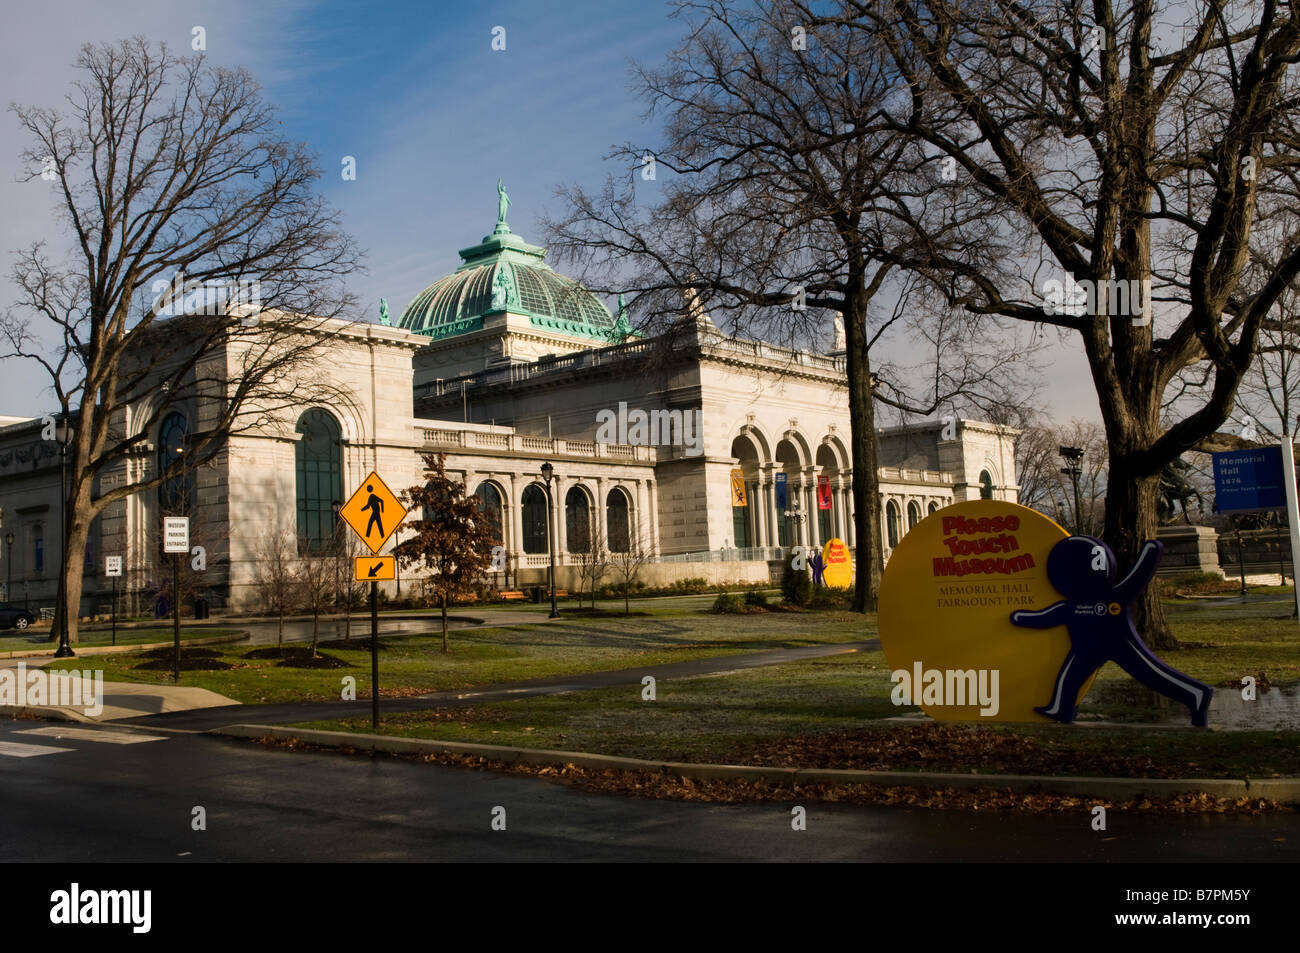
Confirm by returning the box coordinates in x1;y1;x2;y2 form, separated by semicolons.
0;631;249;660
209;724;1300;804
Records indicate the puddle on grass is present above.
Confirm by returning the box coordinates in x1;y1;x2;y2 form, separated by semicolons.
1088;681;1300;730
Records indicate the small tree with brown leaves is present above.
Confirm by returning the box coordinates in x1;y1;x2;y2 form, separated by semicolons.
394;453;496;652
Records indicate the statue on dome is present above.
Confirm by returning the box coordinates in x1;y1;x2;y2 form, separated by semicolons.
378;297;391;326
496;178;511;228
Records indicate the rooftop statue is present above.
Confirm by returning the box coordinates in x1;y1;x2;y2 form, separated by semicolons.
496;178;511;228
378;297;392;326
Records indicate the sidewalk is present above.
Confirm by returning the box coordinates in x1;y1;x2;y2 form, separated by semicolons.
0;678;239;723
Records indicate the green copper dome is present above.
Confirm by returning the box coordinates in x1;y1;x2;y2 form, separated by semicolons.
399;196;619;343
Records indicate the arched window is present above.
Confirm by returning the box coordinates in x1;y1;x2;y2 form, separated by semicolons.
606;488;631;553
473;482;504;546
157;412;192;513
928;501;940;515
886;501;901;549
521;484;549;554
979;470;994;499
907;501;921;530
295;409;342;555
565;487;591;553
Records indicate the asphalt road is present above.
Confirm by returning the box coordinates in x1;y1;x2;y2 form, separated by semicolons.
1;719;1296;862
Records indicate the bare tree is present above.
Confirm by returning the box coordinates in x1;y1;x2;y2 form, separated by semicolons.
823;0;1300;647
296;549;333;658
2;38;360;642
546;0;1034;612
251;527;298;650
573;527;611;611
609;533;652;615
1016;420;1108;534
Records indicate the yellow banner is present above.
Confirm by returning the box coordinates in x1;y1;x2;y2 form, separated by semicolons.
730;468;747;506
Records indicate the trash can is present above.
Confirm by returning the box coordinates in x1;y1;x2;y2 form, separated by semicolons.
194;598;209;620
530;586;543;604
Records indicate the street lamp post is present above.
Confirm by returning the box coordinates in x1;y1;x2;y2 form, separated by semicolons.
331;500;342;622
54;416;74;658
540;462;559;619
784;495;805;548
1059;446;1085;536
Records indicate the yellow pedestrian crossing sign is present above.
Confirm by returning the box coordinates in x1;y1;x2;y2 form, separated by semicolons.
340;471;407;554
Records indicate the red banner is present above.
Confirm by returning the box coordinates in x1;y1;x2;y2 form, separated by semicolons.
817;475;832;510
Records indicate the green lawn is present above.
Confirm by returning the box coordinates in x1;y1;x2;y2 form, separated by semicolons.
43;607;871;704
0;626;242;654
289;602;1300;777
294;646;1300;778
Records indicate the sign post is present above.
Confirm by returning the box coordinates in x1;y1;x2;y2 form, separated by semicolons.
163;517;190;681
1212;444;1300;626
1280;441;1300;622
105;555;122;646
339;472;407;729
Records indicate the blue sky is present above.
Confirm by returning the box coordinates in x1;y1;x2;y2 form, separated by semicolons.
0;0;1095;420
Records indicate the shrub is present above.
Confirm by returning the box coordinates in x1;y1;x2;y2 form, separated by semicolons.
743;589;769;607
711;592;746;613
781;550;812;605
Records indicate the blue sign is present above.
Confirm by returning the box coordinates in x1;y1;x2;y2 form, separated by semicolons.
775;472;787;510
1212;446;1286;512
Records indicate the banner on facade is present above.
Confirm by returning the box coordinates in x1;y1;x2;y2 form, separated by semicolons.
775;472;787;510
730;469;747;507
817;475;832;510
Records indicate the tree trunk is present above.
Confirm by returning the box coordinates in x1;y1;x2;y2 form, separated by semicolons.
441;592;448;653
843;291;883;613
1103;458;1176;650
311;611;319;657
277;612;284;650
53;478;94;644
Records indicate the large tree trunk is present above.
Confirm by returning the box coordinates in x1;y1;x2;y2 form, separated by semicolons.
1104;455;1175;651
54;482;93;645
844;291;883;613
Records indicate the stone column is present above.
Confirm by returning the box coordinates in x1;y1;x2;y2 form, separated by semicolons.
554;476;567;561
594;476;607;551
649;479;662;555
508;473;524;576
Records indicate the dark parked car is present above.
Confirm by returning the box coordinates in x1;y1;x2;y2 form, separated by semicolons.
0;604;37;630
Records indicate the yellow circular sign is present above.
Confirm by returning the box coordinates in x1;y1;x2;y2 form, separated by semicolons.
821;538;852;588
878;500;1094;722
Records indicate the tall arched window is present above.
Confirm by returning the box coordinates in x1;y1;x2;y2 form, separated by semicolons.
295;409;342;555
473;482;504;546
157;412;192;513
521;484;549;554
606;488;631;553
928;501;940;515
979;470;994;499
907;501;921;531
565;487;591;553
886;501;901;549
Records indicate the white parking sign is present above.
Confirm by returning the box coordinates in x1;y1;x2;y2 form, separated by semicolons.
163;517;190;554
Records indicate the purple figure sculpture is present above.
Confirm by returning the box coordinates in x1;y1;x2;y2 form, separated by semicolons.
1009;536;1212;727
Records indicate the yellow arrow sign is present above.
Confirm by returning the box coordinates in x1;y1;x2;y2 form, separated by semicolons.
355;555;395;581
340;471;408;555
